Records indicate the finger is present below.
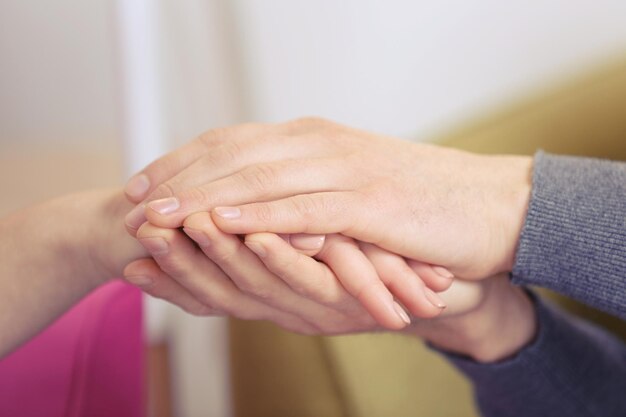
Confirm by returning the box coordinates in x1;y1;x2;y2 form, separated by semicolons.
210;192;366;237
406;259;454;292
243;233;364;316
135;222;313;331
124;258;216;316
124;122;270;203
285;233;326;257
142;157;355;229
359;243;446;318
315;234;411;330
181;212;339;324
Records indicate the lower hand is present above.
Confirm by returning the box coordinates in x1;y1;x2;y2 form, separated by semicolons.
123;216;536;362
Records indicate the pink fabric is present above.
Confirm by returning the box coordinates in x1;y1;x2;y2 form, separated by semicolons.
0;281;144;417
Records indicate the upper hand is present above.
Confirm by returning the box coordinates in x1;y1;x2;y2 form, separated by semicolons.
124;118;532;279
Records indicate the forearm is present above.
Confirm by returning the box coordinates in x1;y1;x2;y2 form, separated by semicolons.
0;190;137;357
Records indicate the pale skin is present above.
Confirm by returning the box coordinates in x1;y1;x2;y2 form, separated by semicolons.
0;189;148;358
123;117;532;329
124;214;537;363
0;190;535;363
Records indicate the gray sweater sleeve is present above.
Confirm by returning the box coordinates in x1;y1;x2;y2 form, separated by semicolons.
439;293;626;417
433;152;626;416
511;151;626;318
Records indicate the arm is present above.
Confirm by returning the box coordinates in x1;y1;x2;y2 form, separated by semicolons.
0;189;146;357
512;152;626;318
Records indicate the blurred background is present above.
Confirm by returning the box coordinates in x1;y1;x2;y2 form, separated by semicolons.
1;1;626;416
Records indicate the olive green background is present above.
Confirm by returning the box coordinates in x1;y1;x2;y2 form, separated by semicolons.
229;56;626;417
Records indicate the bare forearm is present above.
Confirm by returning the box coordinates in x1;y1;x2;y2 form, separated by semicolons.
0;190;144;357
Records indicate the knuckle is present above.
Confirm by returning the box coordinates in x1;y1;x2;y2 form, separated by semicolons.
220;140;244;165
237;164;278;197
152;182;176;201
197;127;231;148
291;195;319;223
180;186;212;208
288;116;330;131
209;242;239;264
253;203;275;224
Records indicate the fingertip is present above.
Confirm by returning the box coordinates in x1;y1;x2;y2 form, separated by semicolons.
143;203;186;229
407;260;455;293
424;287;447;309
432;265;454;279
288;234;325;256
123;258;155;278
124;204;147;236
393;302;411;326
124;174;151;203
243;240;267;258
182;211;213;230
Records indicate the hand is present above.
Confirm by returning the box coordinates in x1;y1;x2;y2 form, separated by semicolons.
124;118;532;279
124;213;380;334
123;218;535;362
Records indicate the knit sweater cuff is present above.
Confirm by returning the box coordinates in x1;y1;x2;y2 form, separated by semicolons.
511;151;626;318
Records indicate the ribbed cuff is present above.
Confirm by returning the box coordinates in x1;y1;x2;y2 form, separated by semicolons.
511;151;626;319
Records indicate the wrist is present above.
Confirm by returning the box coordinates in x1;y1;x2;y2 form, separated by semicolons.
461;285;536;363
494;155;533;273
411;277;537;363
56;189;145;286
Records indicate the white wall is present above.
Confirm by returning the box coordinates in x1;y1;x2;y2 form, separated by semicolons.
0;0;118;147
232;0;626;139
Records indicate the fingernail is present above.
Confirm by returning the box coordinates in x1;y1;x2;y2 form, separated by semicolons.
214;206;241;219
125;204;147;230
245;240;267;258
289;234;325;250
432;266;454;279
125;174;150;200
148;197;180;215
139;237;169;256
425;288;447;309
394;302;411;325
125;275;154;287
183;227;211;247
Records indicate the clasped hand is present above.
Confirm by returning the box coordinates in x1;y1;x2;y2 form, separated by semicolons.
121;118;535;361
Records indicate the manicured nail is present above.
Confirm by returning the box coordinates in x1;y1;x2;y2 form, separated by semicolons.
214;206;241;219
125;174;150;200
425;288;447;309
432;265;454;279
139;237;169;256
125;204;147;230
394;302;411;325
183;227;211;247
148;197;180;215
245;240;267;258
125;275;154;287
289;234;325;250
